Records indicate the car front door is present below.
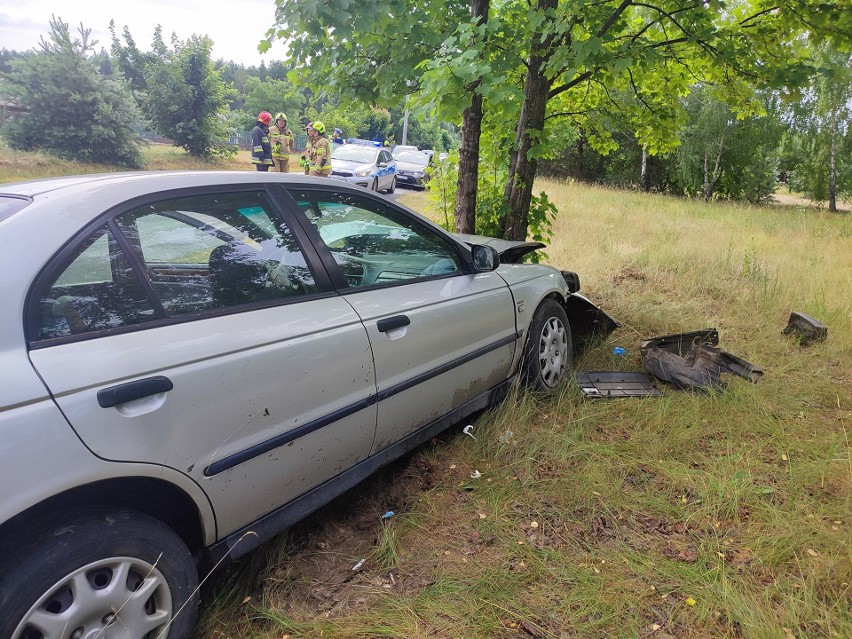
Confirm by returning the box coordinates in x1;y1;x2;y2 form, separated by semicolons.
285;189;517;453
27;188;377;537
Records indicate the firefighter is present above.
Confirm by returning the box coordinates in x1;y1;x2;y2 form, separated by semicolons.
303;121;331;177
269;113;294;172
251;112;274;171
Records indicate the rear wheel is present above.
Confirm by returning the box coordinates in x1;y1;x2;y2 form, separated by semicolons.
2;509;199;639
522;299;572;392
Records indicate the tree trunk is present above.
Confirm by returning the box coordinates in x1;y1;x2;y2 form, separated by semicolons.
704;134;725;202
828;110;837;213
453;0;489;234
640;146;649;191
502;0;558;240
454;92;484;234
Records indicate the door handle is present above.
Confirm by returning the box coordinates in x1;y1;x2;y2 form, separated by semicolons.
98;376;174;408
377;315;411;333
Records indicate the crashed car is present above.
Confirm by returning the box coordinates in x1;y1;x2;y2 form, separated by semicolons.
0;171;614;639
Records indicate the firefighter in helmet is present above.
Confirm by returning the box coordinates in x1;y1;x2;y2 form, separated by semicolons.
251;112;274;171
303;121;331;177
269;113;294;172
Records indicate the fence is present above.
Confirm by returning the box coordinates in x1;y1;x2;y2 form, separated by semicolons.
228;131;308;152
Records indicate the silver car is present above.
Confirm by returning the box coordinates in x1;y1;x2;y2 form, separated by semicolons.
395;150;433;190
330;144;397;192
0;172;615;639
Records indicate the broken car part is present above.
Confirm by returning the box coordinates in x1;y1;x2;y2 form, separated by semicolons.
640;329;763;391
782;311;828;345
575;371;663;398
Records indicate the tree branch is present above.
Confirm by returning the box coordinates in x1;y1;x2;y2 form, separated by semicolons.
597;0;634;38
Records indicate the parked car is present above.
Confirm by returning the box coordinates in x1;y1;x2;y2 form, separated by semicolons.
0;172;616;639
395;150;434;190
391;144;418;157
330;144;396;192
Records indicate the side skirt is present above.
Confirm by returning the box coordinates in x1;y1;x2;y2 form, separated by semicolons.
201;377;514;573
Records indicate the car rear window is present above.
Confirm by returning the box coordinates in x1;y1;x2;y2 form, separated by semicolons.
0;195;32;221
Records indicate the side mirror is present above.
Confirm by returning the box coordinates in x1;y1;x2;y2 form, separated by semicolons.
471;244;499;272
378;162;388;168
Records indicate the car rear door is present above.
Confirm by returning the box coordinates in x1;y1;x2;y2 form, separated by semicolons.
27;187;377;537
285;188;517;453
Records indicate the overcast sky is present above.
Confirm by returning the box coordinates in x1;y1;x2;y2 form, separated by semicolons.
0;0;288;65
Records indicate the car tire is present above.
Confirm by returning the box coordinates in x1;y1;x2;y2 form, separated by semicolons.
386;176;396;194
522;299;572;392
1;508;199;639
370;178;378;192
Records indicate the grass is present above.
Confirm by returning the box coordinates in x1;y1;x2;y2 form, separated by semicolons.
0;143;277;183
1;147;848;638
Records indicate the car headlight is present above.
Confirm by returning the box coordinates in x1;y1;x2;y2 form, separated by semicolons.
355;166;372;177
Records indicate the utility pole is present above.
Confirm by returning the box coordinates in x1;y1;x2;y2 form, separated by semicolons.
401;94;410;146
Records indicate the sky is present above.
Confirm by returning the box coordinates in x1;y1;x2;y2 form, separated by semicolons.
0;0;289;65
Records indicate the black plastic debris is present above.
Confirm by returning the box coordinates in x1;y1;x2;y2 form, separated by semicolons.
782;311;828;345
640;329;763;391
575;371;663;398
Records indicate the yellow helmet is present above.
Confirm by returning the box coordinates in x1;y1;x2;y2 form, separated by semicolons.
274;113;287;122
311;121;326;134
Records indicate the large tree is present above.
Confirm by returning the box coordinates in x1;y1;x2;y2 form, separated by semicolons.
499;0;851;237
265;0;509;233
1;17;142;167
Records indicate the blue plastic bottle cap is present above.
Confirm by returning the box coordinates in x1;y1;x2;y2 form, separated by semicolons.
612;346;627;356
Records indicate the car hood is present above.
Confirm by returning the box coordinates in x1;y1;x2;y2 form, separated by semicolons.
396;161;428;171
455;234;546;264
332;159;373;172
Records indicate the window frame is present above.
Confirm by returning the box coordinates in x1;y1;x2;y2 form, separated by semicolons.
279;186;475;293
26;184;337;349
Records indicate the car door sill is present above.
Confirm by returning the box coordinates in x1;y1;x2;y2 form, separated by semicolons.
202;376;514;572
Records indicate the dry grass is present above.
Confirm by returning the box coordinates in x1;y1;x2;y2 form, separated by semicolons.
198;179;850;639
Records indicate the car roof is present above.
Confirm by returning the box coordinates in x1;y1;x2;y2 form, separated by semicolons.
0;171;335;197
0;171;358;223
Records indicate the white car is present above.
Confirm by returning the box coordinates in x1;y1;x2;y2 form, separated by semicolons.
330;144;396;192
0;171;615;639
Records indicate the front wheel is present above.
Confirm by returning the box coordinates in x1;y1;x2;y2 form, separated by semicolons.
370;178;378;192
1;509;199;639
522;299;572;392
386;176;396;194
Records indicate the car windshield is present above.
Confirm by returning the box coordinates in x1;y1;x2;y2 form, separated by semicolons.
332;146;377;163
395;151;430;165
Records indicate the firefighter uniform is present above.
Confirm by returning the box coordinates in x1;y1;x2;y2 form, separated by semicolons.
269;113;294;173
305;121;331;177
251;112;274;171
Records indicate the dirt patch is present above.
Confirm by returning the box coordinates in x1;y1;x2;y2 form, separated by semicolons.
253;450;439;621
770;192;850;213
611;265;649;286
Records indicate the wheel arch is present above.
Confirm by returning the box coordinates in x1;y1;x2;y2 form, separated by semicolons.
0;477;208;559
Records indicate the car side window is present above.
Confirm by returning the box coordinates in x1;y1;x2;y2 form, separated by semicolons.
35;225;157;340
115;191;318;314
289;191;461;288
31;191;321;342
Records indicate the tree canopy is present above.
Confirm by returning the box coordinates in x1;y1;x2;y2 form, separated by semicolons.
1;17;142;167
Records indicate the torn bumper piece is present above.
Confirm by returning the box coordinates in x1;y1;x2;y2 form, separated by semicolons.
575;371;662;398
782;311;828;345
640;329;763;391
564;293;620;353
